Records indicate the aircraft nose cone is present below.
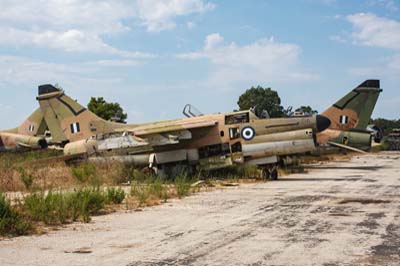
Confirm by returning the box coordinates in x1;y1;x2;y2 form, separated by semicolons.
316;115;331;132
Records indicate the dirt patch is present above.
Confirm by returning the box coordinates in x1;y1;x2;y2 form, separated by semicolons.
371;223;400;258
362;179;378;183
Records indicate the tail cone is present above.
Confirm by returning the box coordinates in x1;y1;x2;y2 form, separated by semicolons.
316;115;331;132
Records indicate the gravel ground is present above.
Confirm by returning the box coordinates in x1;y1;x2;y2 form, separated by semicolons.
1;152;400;266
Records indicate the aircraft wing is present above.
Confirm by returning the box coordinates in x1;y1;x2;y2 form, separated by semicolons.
131;119;217;136
115;119;218;146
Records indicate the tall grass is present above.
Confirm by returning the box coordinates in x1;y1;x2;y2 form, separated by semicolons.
130;176;171;206
174;172;192;199
0;193;31;236
130;183;149;206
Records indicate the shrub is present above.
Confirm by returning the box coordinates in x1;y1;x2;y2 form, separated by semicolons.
24;191;67;225
106;187;125;204
0;193;31;236
24;188;106;224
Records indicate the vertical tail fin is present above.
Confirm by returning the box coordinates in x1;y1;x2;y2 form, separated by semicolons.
37;84;124;144
322;80;382;131
3;108;46;136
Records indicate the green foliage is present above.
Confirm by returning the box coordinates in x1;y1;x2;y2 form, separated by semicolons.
24;189;106;224
0;193;31;236
87;97;127;123
174;173;192;199
106;187;126;204
371;118;400;135
17;167;34;190
295;105;318;115
237;86;285;118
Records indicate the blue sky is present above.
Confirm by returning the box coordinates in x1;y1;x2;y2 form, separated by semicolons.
0;0;399;128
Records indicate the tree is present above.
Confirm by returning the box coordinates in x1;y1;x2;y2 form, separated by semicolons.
237;86;285;118
87;97;128;123
295;106;318;115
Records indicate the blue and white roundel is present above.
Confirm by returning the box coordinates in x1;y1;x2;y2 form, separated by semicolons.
241;126;255;141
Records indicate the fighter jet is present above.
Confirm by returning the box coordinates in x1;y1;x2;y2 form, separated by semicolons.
0;108;48;151
37;84;331;179
317;80;382;152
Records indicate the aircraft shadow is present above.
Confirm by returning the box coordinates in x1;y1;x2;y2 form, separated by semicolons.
279;177;362;182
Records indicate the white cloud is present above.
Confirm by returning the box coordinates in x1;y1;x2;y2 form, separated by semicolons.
0;0;214;55
329;35;347;44
367;0;399;12
0;55;142;88
0;0;133;33
187;21;196;29
134;0;215;32
204;33;224;50
344;13;400;78
0;27;155;58
178;33;317;88
347;13;400;50
347;53;400;77
94;60;139;67
388;53;400;71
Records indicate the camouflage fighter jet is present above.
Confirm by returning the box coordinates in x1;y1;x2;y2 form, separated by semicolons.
0;108;48;151
317;80;382;152
37;84;331;179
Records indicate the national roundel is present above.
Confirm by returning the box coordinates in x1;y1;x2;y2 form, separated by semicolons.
241;126;256;141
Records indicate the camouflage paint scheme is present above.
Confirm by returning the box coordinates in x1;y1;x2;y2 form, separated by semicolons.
37;85;330;175
0;108;48;151
317;80;382;150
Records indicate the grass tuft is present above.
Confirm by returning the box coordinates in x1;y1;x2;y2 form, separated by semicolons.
174;172;192;199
